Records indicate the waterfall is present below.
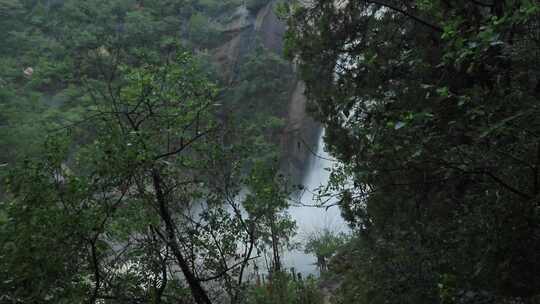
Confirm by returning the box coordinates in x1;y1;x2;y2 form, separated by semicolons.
282;130;347;276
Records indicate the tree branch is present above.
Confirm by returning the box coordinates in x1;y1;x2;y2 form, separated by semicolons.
367;0;444;33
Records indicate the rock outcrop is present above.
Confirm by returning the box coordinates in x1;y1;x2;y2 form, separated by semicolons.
281;80;320;182
210;0;320;182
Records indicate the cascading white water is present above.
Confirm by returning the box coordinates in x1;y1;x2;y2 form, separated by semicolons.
208;130;347;279
282;130;348;276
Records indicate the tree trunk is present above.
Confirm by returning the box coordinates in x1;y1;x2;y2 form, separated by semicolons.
269;215;281;272
152;169;213;304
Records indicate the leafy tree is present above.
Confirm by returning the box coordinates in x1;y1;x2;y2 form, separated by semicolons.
304;229;347;273
244;271;323;304
244;160;296;273
285;0;540;303
0;1;307;302
188;12;222;48
222;45;295;166
1;52;259;304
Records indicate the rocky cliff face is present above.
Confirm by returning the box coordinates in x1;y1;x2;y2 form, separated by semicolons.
280;80;320;182
209;1;320;182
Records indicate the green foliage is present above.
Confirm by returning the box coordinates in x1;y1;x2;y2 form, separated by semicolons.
196;0;222;15
0;0;191;168
244;271;323;304
188;12;222;48
304;229;348;273
1;50;244;303
223;45;295;164
0;0;301;302
1;137;91;303
245;0;270;12
286;0;540;303
244;160;296;272
0;0;290;173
